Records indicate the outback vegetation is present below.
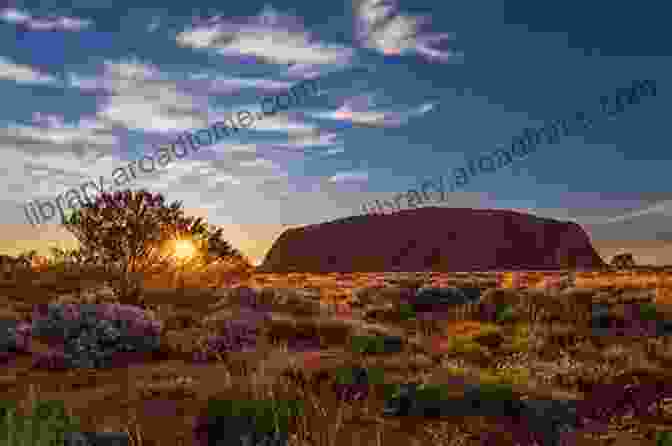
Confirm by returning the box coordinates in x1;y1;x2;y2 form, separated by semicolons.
1;188;672;445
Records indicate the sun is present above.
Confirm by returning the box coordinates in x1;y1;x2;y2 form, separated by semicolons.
173;240;196;260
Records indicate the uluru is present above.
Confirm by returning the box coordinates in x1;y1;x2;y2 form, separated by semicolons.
258;207;606;273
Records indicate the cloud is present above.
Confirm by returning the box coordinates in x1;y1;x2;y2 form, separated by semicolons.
353;0;462;63
0;8;92;31
584;200;672;225
310;92;435;127
176;4;354;68
273;129;341;150
329;171;369;183
239;157;279;169
66;57;319;135
0;56;59;85
67;58;210;133
323;147;345;156
187;73;295;94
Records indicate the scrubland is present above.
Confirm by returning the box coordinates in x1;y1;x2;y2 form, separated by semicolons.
2;267;672;445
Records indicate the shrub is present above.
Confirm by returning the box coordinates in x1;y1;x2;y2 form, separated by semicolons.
31;303;162;369
398;303;416;320
657;431;672;446
193;399;302;446
495;303;516;323
333;366;373;402
1;321;31;354
193;320;260;362
477;382;516;401
639;302;659;321
0;399;82;446
349;335;403;354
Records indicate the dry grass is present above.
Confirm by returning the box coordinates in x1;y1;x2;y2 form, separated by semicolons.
2;268;672;445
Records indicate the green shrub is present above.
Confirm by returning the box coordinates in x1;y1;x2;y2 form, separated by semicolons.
495;304;516;323
398;303;416;320
0;399;82;446
415;384;452;401
656;431;672;446
349;335;387;354
639;303;659;321
205;398;304;435
477;382;516;401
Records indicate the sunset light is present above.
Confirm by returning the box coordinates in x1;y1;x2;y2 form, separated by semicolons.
173;239;196;260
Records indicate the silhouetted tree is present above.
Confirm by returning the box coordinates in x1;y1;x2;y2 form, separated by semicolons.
63;188;248;304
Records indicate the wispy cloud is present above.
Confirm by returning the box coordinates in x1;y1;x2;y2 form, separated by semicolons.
310;92;436;127
272;129;341;150
0;8;93;31
0;56;59;85
353;0;462;63
187;73;295;94
582;200;672;225
329;171;369;183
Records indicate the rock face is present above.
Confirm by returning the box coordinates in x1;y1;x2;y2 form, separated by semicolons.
258;207;606;273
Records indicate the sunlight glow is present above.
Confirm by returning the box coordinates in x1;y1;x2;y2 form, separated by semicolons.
173;239;196;260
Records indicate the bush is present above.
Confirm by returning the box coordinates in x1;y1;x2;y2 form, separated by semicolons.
639;302;659;321
333;366;385;402
0;399;82;446
398;303;416;320
657;431;672;446
31;303;162;369
349;335;403;354
1;321;31;354
193;399;302;446
495;303;516;323
192;320;261;362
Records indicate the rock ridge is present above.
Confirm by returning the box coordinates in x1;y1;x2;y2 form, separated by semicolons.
258;207;606;273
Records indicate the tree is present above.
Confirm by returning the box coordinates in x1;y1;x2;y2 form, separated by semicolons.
161;222;253;288
62;188;247;304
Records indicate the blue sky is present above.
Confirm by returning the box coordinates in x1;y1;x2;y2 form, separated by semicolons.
0;0;671;265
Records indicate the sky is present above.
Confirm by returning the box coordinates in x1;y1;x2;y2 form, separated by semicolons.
0;0;671;266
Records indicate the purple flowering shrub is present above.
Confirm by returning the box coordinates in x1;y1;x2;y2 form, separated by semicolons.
193;319;260;362
333;367;371;402
0;320;32;365
30;303;162;369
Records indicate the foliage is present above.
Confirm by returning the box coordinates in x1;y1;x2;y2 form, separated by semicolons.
192;318;264;361
476;382;516;401
1;321;31;354
333;366;371;402
349;335;403;354
193;398;302;446
0;399;82;446
639;302;659;320
30;303;162;369
495;303;516;323
62;188;247;305
657;431;672;446
398;302;416;320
